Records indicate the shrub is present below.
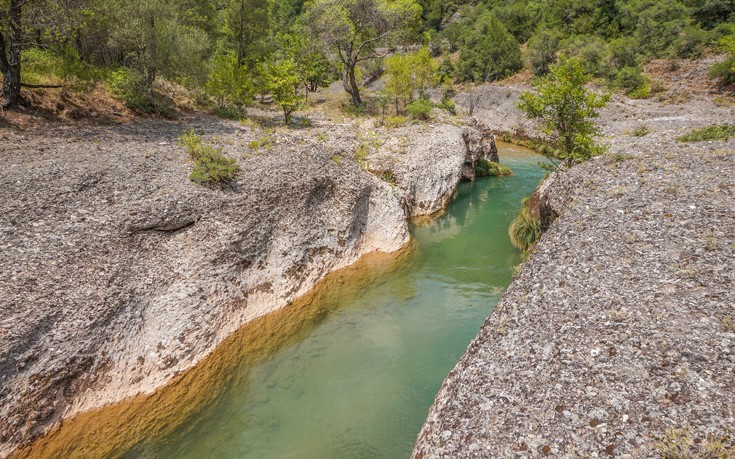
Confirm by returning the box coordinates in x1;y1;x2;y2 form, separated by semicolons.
509;205;540;252
380;170;397;186
385;47;438;111
384;115;407;128
632;125;650;137
437;98;456;115
677;125;735;142
406;99;433;120
475;159;512;177
179;130;240;185
614;66;649;98
709;36;735;85
559;35;609;77
457;14;522;82
526;28;562;76
108;68;153;112
671;26;711;58
190;149;241;185
607;37;639;71
213;104;244;120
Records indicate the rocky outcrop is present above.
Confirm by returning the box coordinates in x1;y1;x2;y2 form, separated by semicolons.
0;110;481;457
413;132;735;457
460;124;498;182
0;116;415;456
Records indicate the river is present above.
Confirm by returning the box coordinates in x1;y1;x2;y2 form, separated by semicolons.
19;143;546;459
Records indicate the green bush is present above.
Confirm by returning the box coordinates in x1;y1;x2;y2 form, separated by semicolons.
508;205;540;252
108;68;153;112
179;130;240;185
437;98;456;115
475;159;512;177
406;99;434;120
190;149;241;185
607;37;639;71
677;125;735;142
671;26;711;58
614;66;649;98
457;14;522;82
559;35;609;77
526;28;562;76
384;115;407;128
709;56;735;85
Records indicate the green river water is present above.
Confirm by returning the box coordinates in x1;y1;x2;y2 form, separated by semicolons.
109;144;545;459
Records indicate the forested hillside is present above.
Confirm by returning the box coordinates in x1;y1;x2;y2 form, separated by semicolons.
0;0;733;115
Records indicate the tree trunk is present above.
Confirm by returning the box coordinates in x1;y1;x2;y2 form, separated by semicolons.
1;0;23;107
342;58;362;107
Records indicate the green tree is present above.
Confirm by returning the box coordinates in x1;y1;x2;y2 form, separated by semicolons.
384;46;437;111
264;58;304;124
205;50;252;108
224;0;271;68
518;56;610;165
106;0;212;90
304;0;422;106
457;13;522;82
526;27;562;76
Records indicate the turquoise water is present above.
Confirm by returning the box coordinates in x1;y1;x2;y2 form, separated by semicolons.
124;145;546;459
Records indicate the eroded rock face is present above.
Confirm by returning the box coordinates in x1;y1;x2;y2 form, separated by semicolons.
461;124;499;182
412;130;735;457
0;117;412;456
367;123;468;217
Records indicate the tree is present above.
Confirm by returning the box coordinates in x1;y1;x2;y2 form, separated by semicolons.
224;0;270;68
106;0;212;91
205;50;252;108
304;0;422;106
457;13;522;83
384;46;437;111
1;0;28;106
526;27;562;76
518;56;610;165
264;58;304;124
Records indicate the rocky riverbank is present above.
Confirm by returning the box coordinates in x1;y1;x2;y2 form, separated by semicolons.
414;64;735;457
0;111;493;457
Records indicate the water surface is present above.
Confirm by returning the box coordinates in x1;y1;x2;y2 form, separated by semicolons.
116;143;546;459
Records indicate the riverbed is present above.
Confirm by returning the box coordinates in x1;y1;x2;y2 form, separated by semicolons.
18;144;546;459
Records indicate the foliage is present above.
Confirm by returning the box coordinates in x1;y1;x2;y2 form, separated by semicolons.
106;0;213;89
107;68;155;113
518;57;609;165
384;47;438;110
263;58;304;124
475;159;512;177
380;170;397;186
709;36;735;85
304;0;422;106
437;56;455;83
223;0;271;68
526;28;562;76
613;66;650;98
676;125;735;142
205;50;252;108
179;130;240;185
631;124;650;137
384;115;407;128
508;205;539;252
405;98;434;120
190;149;241;186
437;97;456;115
457;14;522;82
559;35;609;77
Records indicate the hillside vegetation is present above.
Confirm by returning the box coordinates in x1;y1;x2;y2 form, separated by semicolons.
0;0;733;117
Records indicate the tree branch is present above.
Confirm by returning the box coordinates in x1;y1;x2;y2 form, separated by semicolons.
21;83;64;88
355;30;393;59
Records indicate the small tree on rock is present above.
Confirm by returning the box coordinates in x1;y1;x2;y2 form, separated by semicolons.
518;56;610;166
